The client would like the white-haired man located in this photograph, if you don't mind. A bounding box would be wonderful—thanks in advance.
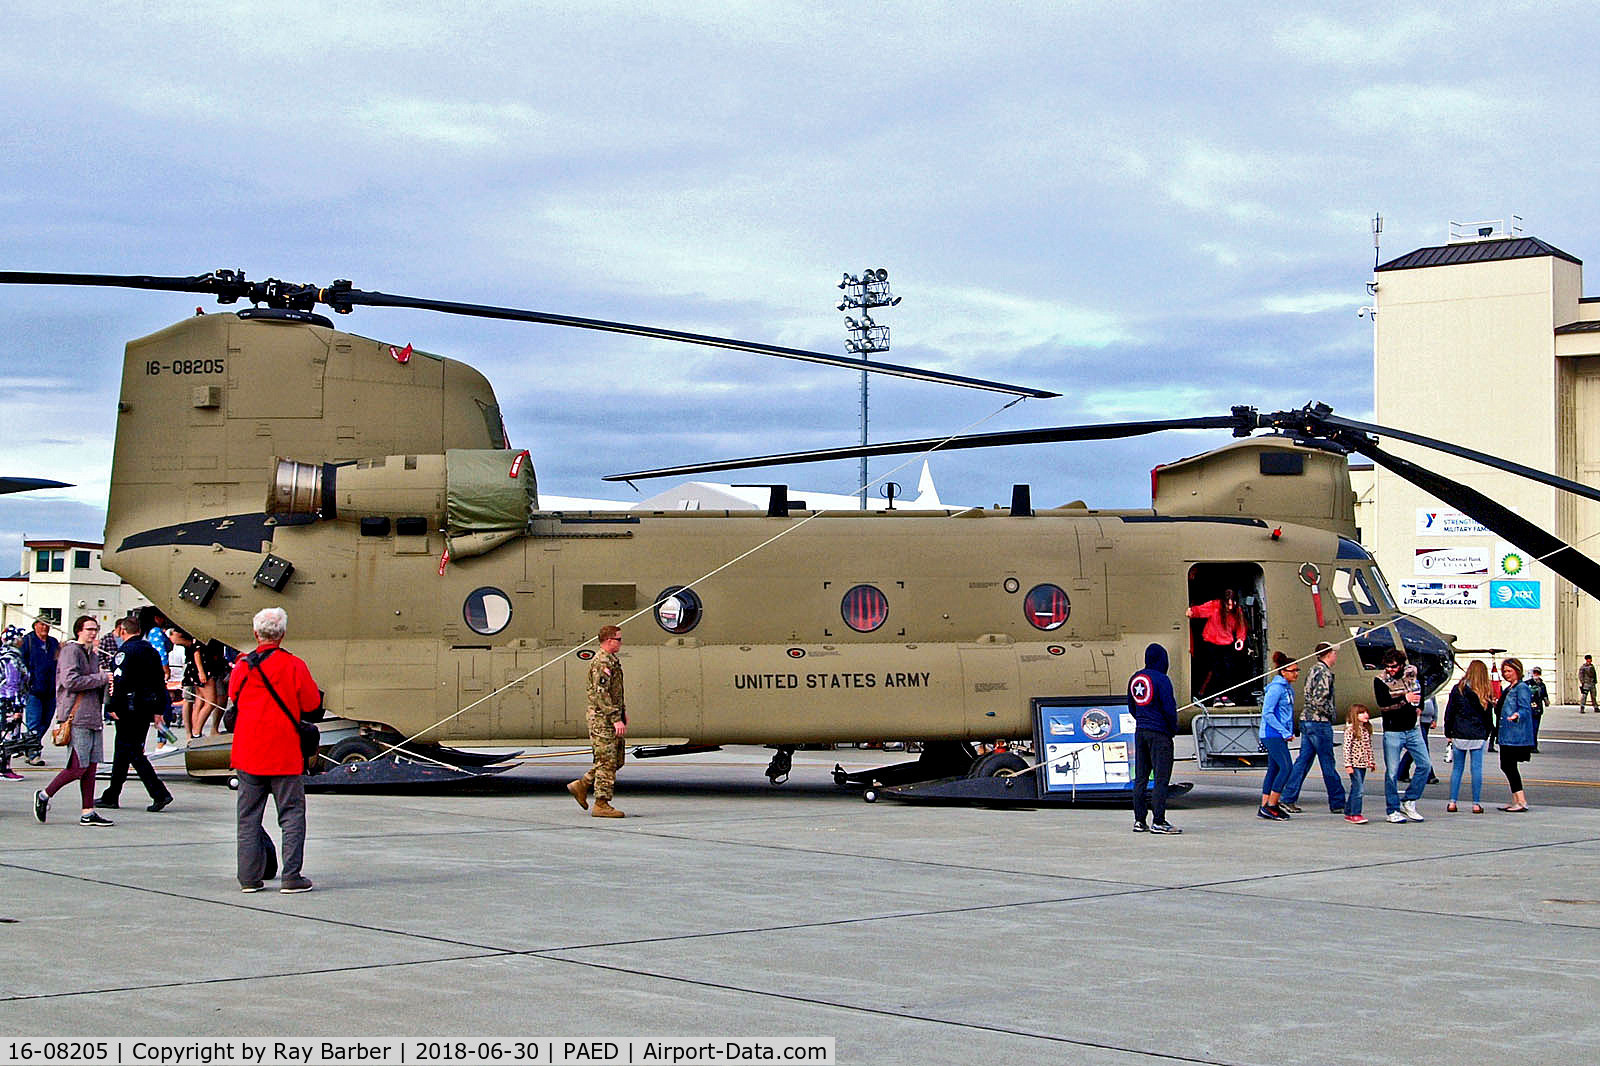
[226,607,321,893]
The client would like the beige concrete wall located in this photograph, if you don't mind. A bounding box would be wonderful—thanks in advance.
[1372,252,1582,694]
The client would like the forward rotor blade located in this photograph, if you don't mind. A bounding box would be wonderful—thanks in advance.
[604,416,1240,482]
[1354,439,1600,599]
[0,271,1057,399]
[0,476,71,495]
[1321,413,1600,505]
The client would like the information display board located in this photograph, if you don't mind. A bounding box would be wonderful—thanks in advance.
[1033,696,1136,796]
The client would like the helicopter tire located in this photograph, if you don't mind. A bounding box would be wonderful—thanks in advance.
[227,775,239,791]
[966,751,1028,779]
[863,788,878,803]
[328,737,383,764]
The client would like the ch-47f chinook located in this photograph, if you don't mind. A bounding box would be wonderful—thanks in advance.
[7,269,1599,796]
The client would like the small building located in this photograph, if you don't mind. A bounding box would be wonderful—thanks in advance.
[1,538,150,638]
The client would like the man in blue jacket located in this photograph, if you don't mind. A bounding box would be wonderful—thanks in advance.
[20,619,59,764]
[1129,642,1182,835]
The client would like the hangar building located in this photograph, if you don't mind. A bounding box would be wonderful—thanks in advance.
[1371,224,1600,699]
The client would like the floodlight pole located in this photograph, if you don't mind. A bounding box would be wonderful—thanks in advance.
[838,268,900,509]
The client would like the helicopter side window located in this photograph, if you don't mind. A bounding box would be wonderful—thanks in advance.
[1334,567,1381,616]
[841,585,889,633]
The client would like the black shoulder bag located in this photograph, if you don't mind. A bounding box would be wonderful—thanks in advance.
[232,648,321,772]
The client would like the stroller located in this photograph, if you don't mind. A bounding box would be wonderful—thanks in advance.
[1,694,41,776]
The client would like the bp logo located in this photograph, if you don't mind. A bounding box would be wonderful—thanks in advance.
[1500,552,1525,576]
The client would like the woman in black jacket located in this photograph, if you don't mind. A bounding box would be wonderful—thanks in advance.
[1443,659,1493,813]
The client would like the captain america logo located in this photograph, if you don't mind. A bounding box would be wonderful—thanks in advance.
[1130,675,1154,706]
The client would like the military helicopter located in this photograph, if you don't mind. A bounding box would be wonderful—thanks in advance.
[4,269,1594,796]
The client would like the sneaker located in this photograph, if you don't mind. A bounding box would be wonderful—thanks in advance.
[79,811,115,827]
[1386,811,1407,823]
[240,882,265,893]
[280,876,315,894]
[1345,814,1369,824]
[25,755,46,767]
[1258,805,1286,821]
[1270,805,1291,819]
[1150,821,1183,835]
[1132,821,1149,833]
[1401,800,1425,822]
[0,768,23,781]
[1280,803,1303,813]
[147,795,173,813]
[1427,774,1440,784]
[33,788,48,822]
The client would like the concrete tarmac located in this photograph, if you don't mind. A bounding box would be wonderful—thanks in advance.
[2,727,1597,1066]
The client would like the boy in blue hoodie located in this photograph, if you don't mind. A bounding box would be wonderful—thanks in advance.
[1129,642,1182,834]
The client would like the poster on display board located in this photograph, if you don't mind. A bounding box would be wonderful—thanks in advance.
[1398,580,1485,609]
[1416,509,1494,537]
[1414,547,1490,576]
[1033,696,1136,795]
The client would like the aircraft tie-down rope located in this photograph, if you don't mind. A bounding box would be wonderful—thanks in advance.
[1002,532,1600,784]
[377,395,1035,763]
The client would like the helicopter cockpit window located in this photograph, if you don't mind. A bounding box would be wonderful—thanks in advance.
[654,586,702,634]
[463,586,513,636]
[1334,567,1382,616]
[1023,584,1070,630]
[841,585,889,633]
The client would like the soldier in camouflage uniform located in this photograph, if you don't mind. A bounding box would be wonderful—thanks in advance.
[1279,641,1348,814]
[568,625,627,817]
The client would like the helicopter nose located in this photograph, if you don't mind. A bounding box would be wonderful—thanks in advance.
[1393,617,1455,696]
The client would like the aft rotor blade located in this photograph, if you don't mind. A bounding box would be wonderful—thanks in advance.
[604,416,1240,482]
[0,476,71,495]
[1354,439,1600,599]
[1321,413,1600,505]
[0,271,1057,399]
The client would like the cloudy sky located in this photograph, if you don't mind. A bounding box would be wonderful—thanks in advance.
[4,1,1598,569]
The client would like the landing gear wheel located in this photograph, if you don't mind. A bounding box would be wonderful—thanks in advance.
[328,737,383,764]
[863,788,878,803]
[966,751,1028,778]
[765,746,794,786]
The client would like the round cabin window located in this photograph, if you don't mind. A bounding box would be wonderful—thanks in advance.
[1023,584,1070,631]
[654,586,703,634]
[841,585,889,633]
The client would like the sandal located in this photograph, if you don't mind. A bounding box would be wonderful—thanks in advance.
[1498,804,1529,812]
[1472,804,1484,814]
[1446,802,1458,812]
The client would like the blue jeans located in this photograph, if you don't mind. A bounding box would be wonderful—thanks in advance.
[1346,768,1366,817]
[1396,722,1432,779]
[1448,744,1485,805]
[24,689,53,740]
[1261,736,1292,797]
[1281,721,1347,810]
[1383,728,1430,814]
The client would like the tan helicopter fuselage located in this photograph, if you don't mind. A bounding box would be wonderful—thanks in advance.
[102,313,1437,748]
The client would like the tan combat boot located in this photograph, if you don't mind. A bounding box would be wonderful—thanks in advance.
[591,799,625,818]
[566,778,590,810]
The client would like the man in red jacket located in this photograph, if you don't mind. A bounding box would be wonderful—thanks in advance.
[228,607,321,894]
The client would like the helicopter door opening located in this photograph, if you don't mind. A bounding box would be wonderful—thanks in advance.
[1187,564,1266,707]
